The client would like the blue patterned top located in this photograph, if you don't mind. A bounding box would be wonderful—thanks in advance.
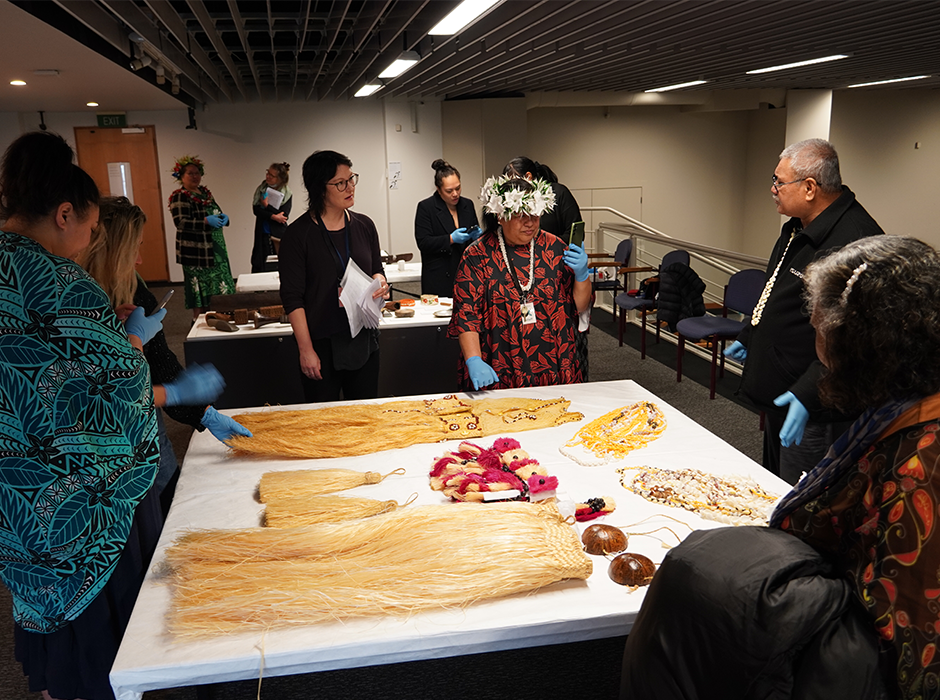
[0,231,158,632]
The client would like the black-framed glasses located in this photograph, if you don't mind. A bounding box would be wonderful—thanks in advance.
[771,174,806,193]
[328,173,359,191]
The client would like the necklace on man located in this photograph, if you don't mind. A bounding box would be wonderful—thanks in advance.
[497,228,536,325]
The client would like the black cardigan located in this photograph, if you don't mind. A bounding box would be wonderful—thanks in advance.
[279,210,385,340]
[414,192,479,297]
[251,186,292,273]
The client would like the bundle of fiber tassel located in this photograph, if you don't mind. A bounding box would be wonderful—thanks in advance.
[227,395,583,459]
[165,501,592,637]
[258,468,410,527]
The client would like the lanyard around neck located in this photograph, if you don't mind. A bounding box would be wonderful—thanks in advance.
[315,210,350,282]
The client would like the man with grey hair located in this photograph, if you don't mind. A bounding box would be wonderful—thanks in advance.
[725,138,884,483]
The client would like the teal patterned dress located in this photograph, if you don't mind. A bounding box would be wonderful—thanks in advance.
[0,231,159,632]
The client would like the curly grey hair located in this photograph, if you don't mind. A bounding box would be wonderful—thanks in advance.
[805,235,940,412]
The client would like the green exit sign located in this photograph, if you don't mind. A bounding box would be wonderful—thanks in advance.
[96,113,127,128]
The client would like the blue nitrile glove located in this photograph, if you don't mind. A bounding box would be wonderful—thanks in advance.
[724,340,748,362]
[125,306,166,345]
[774,391,809,448]
[563,244,590,282]
[163,364,226,407]
[450,227,471,245]
[219,213,229,226]
[466,356,498,391]
[206,214,224,228]
[201,406,253,442]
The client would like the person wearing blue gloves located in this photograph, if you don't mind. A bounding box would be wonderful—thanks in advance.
[724,139,883,483]
[168,154,235,320]
[449,176,592,391]
[81,196,251,516]
[414,159,481,298]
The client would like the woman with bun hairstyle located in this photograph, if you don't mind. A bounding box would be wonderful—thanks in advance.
[414,158,480,297]
[250,161,292,272]
[0,132,165,700]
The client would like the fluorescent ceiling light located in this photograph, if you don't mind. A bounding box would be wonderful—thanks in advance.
[10,79,26,86]
[848,75,929,88]
[378,52,420,79]
[355,84,383,97]
[87,102,99,107]
[645,80,707,93]
[429,0,500,35]
[747,54,848,74]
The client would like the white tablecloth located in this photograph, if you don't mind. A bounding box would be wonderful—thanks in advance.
[109,380,786,699]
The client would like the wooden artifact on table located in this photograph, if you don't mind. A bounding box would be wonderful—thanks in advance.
[228,395,583,459]
[165,501,592,637]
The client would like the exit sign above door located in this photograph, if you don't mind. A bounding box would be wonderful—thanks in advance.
[96,113,127,128]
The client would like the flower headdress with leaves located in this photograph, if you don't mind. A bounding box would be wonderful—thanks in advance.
[172,155,205,180]
[480,176,555,219]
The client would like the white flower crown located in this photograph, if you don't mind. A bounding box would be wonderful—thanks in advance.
[480,176,556,219]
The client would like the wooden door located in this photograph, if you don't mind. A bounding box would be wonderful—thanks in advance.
[74,126,169,282]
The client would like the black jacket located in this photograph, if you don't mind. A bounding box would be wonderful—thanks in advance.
[414,192,478,297]
[736,187,884,417]
[656,262,705,332]
[251,187,292,273]
[539,182,582,240]
[621,526,886,700]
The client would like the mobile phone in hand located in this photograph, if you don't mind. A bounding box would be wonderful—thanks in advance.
[153,289,175,313]
[568,221,585,249]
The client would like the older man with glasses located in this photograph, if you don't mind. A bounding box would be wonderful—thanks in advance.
[724,138,884,484]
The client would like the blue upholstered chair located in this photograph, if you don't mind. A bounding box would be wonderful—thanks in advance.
[675,268,766,399]
[615,249,690,358]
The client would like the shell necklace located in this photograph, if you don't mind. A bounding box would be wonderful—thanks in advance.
[497,228,535,299]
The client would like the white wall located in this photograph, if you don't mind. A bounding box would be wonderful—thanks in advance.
[831,89,940,247]
[528,105,751,252]
[0,99,442,281]
[2,88,936,279]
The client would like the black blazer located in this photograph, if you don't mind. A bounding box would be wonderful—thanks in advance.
[414,191,478,297]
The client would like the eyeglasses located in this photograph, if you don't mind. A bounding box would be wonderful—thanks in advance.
[771,174,806,193]
[328,173,359,191]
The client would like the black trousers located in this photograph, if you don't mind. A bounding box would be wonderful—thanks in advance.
[300,336,380,403]
[763,411,852,485]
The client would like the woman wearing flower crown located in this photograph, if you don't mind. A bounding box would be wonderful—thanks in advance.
[448,176,591,391]
[168,155,235,320]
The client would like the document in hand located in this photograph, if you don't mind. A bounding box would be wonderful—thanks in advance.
[265,187,284,209]
[339,258,384,336]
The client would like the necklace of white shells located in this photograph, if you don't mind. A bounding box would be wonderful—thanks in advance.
[497,228,536,326]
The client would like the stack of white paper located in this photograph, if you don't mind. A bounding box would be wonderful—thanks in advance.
[265,187,284,209]
[339,259,384,336]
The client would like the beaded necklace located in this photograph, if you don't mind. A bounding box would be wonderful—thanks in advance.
[497,228,535,299]
[617,465,780,525]
[560,402,666,465]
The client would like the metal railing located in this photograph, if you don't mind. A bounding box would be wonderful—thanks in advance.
[581,206,769,373]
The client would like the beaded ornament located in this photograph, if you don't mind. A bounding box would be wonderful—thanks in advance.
[560,402,666,465]
[618,465,781,525]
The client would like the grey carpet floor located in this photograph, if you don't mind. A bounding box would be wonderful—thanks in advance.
[0,290,765,699]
